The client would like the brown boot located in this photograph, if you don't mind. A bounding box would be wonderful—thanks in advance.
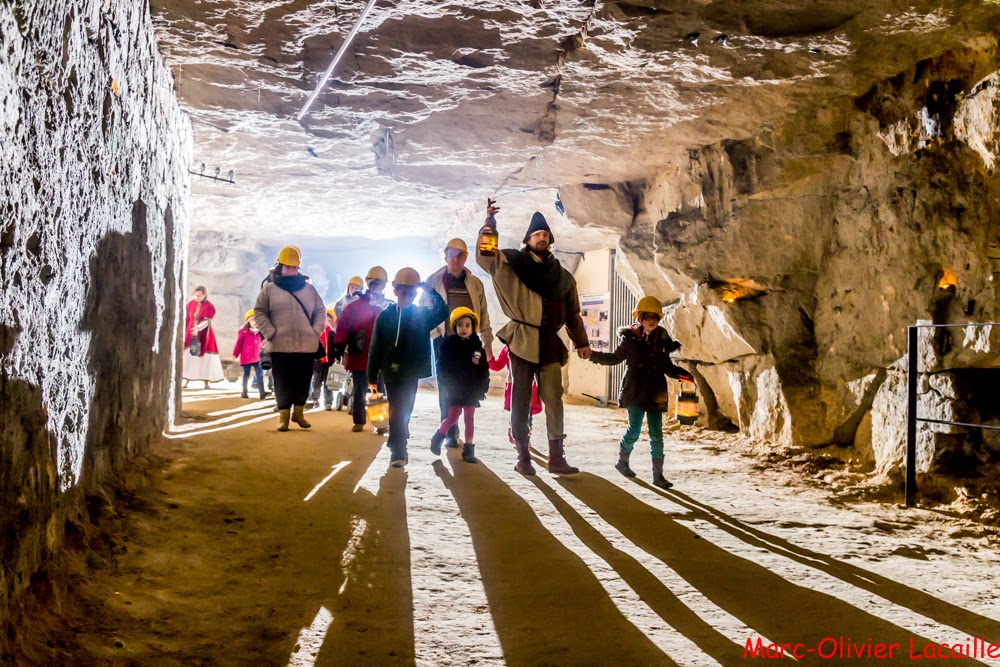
[514,440,535,475]
[291,405,311,429]
[277,409,291,432]
[547,438,579,475]
[652,458,673,489]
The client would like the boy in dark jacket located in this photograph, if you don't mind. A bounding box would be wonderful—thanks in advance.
[590,296,693,489]
[431,307,491,463]
[367,268,448,467]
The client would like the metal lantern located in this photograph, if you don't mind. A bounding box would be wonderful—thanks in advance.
[366,391,390,429]
[675,380,698,426]
[478,220,499,256]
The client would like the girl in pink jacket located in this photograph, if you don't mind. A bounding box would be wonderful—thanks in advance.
[233,310,267,399]
[488,345,543,445]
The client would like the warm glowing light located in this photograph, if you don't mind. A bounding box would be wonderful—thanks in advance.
[938,269,958,290]
[676,380,699,426]
[713,278,765,303]
[366,392,390,428]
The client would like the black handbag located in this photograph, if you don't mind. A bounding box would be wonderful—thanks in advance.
[259,351,272,370]
[347,329,366,355]
[188,301,204,356]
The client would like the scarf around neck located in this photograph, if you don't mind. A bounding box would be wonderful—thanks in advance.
[273,274,307,292]
[501,248,574,300]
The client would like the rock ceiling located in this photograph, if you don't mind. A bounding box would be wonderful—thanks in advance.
[151,0,1000,250]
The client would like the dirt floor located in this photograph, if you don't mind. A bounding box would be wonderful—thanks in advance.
[20,383,1000,665]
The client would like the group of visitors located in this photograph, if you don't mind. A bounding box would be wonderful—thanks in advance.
[181,204,693,487]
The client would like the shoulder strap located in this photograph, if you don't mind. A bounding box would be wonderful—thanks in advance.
[288,289,313,324]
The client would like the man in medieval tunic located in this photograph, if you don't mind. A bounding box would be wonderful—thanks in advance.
[183,285,225,389]
[476,203,591,476]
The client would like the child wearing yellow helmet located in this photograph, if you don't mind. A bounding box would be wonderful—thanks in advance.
[308,309,339,410]
[589,296,693,489]
[233,309,268,400]
[430,307,491,463]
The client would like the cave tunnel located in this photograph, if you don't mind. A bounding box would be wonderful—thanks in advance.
[2,1,1000,663]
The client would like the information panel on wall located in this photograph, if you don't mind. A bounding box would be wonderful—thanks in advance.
[580,292,612,351]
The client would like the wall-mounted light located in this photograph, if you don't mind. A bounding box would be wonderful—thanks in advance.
[938,269,958,291]
[188,164,236,185]
[710,278,766,303]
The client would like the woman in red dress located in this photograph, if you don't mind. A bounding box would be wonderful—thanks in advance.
[183,286,225,388]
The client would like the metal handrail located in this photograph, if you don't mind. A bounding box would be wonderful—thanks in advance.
[905,322,997,506]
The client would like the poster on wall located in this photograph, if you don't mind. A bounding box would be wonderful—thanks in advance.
[579,292,611,350]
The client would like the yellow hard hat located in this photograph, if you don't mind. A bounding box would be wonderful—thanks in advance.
[366,266,388,283]
[325,308,337,323]
[449,306,479,332]
[392,267,421,287]
[347,275,364,288]
[276,245,302,267]
[445,238,468,254]
[633,295,663,320]
[244,309,255,322]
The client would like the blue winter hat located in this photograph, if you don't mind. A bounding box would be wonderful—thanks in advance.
[522,212,554,245]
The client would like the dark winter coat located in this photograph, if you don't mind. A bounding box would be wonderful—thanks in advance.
[436,333,491,407]
[367,288,448,383]
[590,324,691,411]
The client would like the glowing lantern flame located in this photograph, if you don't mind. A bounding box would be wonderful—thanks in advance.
[938,270,957,290]
[366,391,389,429]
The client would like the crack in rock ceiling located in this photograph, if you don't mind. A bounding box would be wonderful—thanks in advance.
[152,0,1000,250]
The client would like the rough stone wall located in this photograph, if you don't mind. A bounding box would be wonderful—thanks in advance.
[0,1,190,654]
[613,42,1000,479]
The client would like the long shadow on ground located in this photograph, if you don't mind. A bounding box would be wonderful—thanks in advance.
[550,473,986,666]
[434,453,673,666]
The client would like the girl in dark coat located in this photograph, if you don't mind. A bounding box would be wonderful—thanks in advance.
[590,296,693,488]
[431,307,491,463]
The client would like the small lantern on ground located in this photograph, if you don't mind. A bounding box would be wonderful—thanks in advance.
[366,390,389,430]
[675,380,698,426]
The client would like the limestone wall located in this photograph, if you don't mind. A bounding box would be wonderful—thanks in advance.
[608,43,1000,479]
[0,2,190,655]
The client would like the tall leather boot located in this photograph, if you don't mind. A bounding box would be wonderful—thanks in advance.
[652,458,673,489]
[547,438,579,475]
[430,431,446,456]
[514,440,535,475]
[615,451,636,478]
[277,409,291,432]
[291,405,311,429]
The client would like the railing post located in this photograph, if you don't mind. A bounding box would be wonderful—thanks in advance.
[905,325,918,507]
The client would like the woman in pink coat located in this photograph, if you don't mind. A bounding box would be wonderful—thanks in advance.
[233,310,268,400]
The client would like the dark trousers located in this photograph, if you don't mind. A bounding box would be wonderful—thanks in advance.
[385,378,419,459]
[351,370,386,424]
[510,352,564,443]
[241,363,263,395]
[270,352,314,410]
[310,365,332,407]
[432,337,459,438]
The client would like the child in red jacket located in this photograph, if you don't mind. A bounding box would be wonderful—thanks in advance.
[488,345,543,446]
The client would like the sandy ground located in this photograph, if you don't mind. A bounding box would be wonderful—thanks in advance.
[33,382,1000,666]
